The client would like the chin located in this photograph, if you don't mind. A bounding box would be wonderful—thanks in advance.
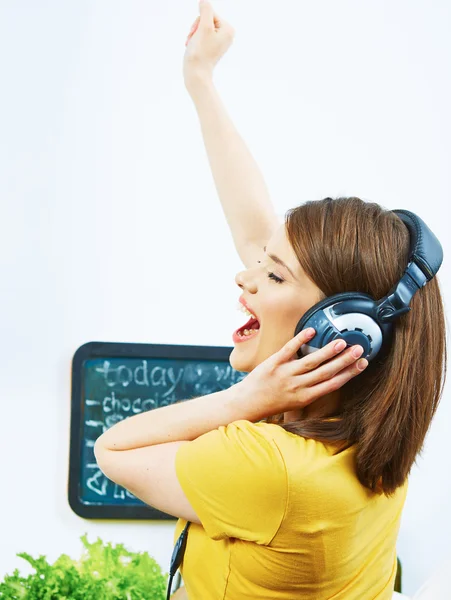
[229,347,255,374]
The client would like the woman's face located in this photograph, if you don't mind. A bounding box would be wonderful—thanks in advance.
[230,224,324,373]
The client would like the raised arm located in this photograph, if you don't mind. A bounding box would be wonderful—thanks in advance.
[184,1,280,267]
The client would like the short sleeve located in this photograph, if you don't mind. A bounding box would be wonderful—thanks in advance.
[175,419,287,544]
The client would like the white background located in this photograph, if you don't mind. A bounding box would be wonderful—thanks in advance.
[0,0,450,596]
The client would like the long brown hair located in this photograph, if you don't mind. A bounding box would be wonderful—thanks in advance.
[269,197,447,496]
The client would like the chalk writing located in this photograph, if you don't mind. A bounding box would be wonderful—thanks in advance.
[78,356,246,508]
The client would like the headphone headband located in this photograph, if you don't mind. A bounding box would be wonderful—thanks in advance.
[296,207,443,361]
[376,210,443,323]
[392,209,443,280]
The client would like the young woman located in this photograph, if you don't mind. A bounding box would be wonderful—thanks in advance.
[94,2,447,598]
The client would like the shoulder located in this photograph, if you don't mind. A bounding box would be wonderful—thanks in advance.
[176,419,288,476]
[253,420,350,462]
[196,419,345,468]
[174,420,290,543]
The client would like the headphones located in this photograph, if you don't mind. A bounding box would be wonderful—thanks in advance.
[295,209,443,361]
[166,209,443,599]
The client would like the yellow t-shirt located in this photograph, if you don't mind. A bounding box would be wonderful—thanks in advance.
[174,419,408,599]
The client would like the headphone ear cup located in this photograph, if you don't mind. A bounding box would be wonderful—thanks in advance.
[295,292,374,335]
[295,292,379,360]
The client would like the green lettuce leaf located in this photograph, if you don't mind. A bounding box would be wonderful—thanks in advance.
[0,534,167,599]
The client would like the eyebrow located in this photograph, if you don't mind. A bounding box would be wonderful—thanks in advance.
[263,246,297,279]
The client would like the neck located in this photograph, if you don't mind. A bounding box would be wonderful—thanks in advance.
[283,390,341,423]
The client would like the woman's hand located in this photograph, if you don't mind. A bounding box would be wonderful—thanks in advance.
[183,0,235,89]
[238,328,369,418]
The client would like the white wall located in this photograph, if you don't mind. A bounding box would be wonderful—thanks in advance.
[1,0,450,595]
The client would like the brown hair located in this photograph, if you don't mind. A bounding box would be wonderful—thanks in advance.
[269,197,447,496]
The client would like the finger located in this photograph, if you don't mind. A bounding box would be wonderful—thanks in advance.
[198,0,215,30]
[185,24,199,44]
[296,337,351,374]
[187,22,200,40]
[188,16,200,32]
[188,16,223,42]
[276,328,317,364]
[186,18,200,38]
[303,345,366,386]
[303,357,368,403]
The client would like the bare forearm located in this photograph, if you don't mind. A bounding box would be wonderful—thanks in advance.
[188,77,280,257]
[94,382,263,451]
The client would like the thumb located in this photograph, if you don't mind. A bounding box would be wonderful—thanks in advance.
[198,0,214,29]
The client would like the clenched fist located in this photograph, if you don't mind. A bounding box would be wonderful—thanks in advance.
[183,0,235,89]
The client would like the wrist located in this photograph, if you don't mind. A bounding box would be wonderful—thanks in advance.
[184,71,215,97]
[226,380,268,423]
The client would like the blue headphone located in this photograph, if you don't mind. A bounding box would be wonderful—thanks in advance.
[295,209,443,361]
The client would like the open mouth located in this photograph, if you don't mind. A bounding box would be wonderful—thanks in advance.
[233,299,261,343]
[234,316,261,341]
[236,317,260,338]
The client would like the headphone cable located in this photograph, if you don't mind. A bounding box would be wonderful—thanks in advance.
[166,521,191,600]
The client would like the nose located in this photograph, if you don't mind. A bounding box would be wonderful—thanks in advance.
[235,268,258,293]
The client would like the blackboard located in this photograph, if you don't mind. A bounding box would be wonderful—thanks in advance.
[69,341,247,520]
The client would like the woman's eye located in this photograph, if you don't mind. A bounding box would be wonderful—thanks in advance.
[267,272,284,284]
